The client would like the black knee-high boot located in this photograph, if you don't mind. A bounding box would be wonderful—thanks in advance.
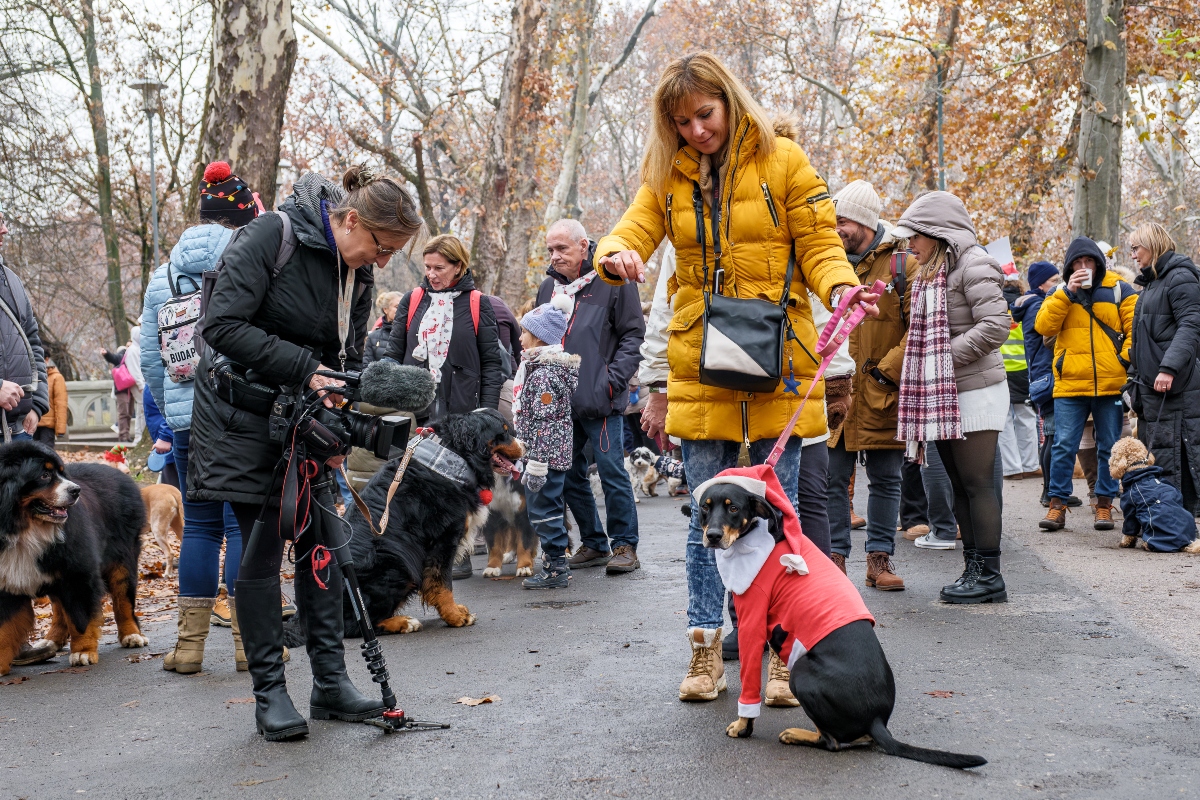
[297,561,384,721]
[236,577,308,741]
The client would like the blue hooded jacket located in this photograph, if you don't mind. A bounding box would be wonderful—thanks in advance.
[1120,465,1197,552]
[141,224,234,431]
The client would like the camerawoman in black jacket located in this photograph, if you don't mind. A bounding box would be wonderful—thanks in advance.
[1129,222,1200,512]
[189,166,424,742]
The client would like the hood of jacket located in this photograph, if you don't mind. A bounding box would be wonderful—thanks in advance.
[168,224,234,277]
[1002,283,1022,311]
[278,172,346,252]
[895,191,979,264]
[1138,250,1198,287]
[546,240,598,284]
[423,268,479,294]
[523,346,581,370]
[1062,237,1108,284]
[1011,289,1043,324]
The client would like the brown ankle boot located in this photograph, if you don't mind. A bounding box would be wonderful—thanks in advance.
[865,552,905,591]
[829,553,847,574]
[1040,498,1068,530]
[1094,497,1115,531]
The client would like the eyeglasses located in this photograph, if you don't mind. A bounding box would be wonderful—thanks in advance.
[1130,244,1144,254]
[368,229,397,256]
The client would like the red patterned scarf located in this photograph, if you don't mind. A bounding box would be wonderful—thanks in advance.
[896,264,962,444]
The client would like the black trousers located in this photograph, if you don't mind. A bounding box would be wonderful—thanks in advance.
[899,458,928,530]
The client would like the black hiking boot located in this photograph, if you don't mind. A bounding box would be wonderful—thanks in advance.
[940,549,1007,604]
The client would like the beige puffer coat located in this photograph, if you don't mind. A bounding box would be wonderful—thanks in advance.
[895,192,1009,392]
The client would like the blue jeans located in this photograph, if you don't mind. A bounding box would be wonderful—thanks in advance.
[527,469,569,558]
[828,442,903,556]
[563,414,639,552]
[681,436,802,629]
[1049,396,1123,501]
[334,469,353,508]
[175,428,242,598]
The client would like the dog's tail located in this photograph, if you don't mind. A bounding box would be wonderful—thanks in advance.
[869,718,986,769]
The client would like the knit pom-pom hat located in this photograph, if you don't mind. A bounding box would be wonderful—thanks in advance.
[521,295,571,345]
[200,161,258,228]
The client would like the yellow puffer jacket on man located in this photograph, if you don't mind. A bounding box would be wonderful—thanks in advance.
[1034,238,1136,398]
[594,116,859,442]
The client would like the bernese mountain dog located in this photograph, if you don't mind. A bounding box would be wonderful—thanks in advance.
[341,408,524,635]
[0,441,147,675]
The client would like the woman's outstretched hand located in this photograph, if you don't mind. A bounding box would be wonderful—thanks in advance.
[598,250,645,284]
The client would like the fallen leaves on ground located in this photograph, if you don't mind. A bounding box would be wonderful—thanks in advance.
[122,700,139,708]
[455,695,500,706]
[40,667,90,675]
[225,698,254,706]
[925,690,955,698]
[1,676,30,685]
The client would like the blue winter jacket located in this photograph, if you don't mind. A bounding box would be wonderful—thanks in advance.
[1120,465,1197,552]
[1012,288,1052,410]
[141,224,234,431]
[142,385,175,465]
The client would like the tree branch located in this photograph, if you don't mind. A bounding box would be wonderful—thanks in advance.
[587,0,656,107]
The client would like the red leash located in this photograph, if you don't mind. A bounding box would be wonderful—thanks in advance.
[765,281,886,468]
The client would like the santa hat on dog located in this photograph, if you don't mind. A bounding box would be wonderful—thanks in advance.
[692,463,806,555]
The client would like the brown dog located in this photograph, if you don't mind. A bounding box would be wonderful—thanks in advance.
[141,484,183,578]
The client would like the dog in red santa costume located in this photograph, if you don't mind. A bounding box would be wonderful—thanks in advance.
[695,464,986,769]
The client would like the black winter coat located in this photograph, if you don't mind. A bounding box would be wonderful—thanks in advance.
[1131,251,1200,495]
[188,176,375,504]
[534,242,645,420]
[0,262,48,421]
[489,294,522,376]
[385,270,503,422]
[362,318,392,367]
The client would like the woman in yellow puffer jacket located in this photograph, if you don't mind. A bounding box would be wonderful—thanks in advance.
[594,52,875,706]
[1034,236,1136,531]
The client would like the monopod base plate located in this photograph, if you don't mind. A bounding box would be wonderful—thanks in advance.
[364,710,451,734]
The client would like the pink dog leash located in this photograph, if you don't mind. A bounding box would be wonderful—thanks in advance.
[765,281,885,468]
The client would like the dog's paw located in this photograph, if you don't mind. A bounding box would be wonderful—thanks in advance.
[30,638,60,653]
[1119,535,1138,548]
[515,565,533,577]
[482,566,502,578]
[1138,539,1150,550]
[726,718,754,739]
[69,650,99,666]
[445,606,475,627]
[379,616,422,634]
[120,633,148,648]
[634,496,641,504]
[502,551,516,565]
[779,727,821,746]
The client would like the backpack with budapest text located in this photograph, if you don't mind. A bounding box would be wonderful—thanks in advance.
[195,210,298,360]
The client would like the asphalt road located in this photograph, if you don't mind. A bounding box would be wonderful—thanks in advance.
[4,472,1200,800]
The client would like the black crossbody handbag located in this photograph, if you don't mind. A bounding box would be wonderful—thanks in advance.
[695,176,795,394]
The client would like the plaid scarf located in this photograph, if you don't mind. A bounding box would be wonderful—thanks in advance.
[896,263,962,443]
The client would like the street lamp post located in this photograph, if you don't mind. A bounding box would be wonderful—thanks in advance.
[130,77,166,267]
[870,30,946,191]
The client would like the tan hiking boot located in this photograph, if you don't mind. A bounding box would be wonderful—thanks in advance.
[765,651,800,707]
[679,627,726,701]
[1094,497,1115,531]
[228,597,288,672]
[865,552,905,591]
[1040,498,1068,531]
[902,524,930,541]
[211,586,232,627]
[606,545,640,574]
[164,597,214,674]
[829,553,847,574]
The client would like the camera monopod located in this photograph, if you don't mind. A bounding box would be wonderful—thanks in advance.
[245,448,448,734]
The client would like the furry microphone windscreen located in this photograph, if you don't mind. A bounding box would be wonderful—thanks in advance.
[359,360,437,412]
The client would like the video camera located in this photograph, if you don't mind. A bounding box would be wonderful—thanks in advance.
[269,368,408,463]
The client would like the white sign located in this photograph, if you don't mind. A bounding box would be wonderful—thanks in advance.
[984,236,1017,277]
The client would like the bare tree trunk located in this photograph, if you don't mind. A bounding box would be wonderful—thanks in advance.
[908,4,959,195]
[543,0,593,228]
[82,0,127,346]
[197,0,297,210]
[412,134,439,236]
[1010,104,1081,260]
[1072,0,1126,242]
[470,0,546,295]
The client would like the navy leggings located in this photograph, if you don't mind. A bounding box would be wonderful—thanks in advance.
[174,428,242,598]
